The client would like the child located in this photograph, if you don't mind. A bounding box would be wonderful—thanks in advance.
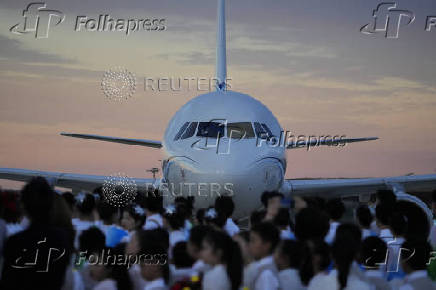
[360,236,390,290]
[273,240,306,290]
[187,225,213,276]
[162,205,186,254]
[245,222,280,290]
[201,230,243,290]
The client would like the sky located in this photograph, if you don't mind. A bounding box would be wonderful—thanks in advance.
[1,0,436,190]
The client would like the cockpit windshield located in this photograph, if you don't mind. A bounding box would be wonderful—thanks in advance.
[197,122,224,138]
[174,121,273,140]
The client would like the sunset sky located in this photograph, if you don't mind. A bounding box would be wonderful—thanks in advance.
[1,0,436,190]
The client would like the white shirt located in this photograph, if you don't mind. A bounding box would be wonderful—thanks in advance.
[254,256,279,290]
[144,278,167,290]
[143,214,163,230]
[398,270,433,290]
[93,279,117,290]
[325,221,340,244]
[379,228,395,244]
[278,268,306,290]
[308,270,371,290]
[224,218,240,236]
[192,259,212,276]
[203,264,231,290]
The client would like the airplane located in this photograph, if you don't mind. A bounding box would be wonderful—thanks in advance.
[1,0,436,223]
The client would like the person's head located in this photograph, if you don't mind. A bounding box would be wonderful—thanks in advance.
[143,191,163,214]
[273,207,292,230]
[175,196,194,219]
[187,225,213,260]
[233,231,252,265]
[79,226,106,259]
[249,222,280,260]
[332,224,362,290]
[97,202,118,225]
[89,244,132,290]
[294,207,330,241]
[215,196,235,219]
[21,177,55,223]
[274,240,304,271]
[360,236,387,270]
[135,229,169,283]
[390,210,407,237]
[61,191,75,212]
[261,191,284,218]
[51,194,75,251]
[172,241,195,269]
[202,230,243,290]
[355,205,373,229]
[376,189,396,206]
[163,205,185,231]
[326,198,345,222]
[121,205,146,231]
[250,210,266,226]
[204,207,227,229]
[299,240,330,286]
[375,203,393,228]
[401,239,432,274]
[76,193,96,218]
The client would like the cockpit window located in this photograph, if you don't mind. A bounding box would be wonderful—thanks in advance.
[197,122,224,138]
[254,122,275,139]
[181,122,198,139]
[227,122,255,139]
[174,122,190,141]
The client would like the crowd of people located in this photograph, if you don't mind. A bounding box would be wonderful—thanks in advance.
[0,177,436,290]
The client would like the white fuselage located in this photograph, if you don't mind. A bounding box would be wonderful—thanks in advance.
[160,90,286,217]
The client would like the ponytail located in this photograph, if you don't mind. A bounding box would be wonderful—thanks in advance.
[204,230,243,290]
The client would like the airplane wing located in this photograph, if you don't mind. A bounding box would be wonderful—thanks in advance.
[286,136,378,149]
[60,132,162,148]
[0,168,157,192]
[284,174,436,197]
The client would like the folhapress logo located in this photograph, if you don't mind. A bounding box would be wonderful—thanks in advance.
[10,2,65,38]
[361,2,415,38]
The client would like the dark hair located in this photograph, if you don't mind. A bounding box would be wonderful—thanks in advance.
[175,197,194,220]
[303,197,326,211]
[332,224,362,290]
[250,210,266,226]
[77,193,96,215]
[376,189,396,206]
[21,177,55,223]
[189,225,213,249]
[299,240,330,286]
[123,206,146,229]
[137,229,170,283]
[390,210,407,236]
[61,192,75,212]
[273,208,291,228]
[401,239,431,271]
[107,243,133,290]
[172,241,195,268]
[143,190,163,213]
[355,205,373,228]
[279,240,304,269]
[204,207,227,228]
[326,198,345,221]
[204,230,243,290]
[395,200,429,240]
[250,222,280,254]
[432,190,436,203]
[79,226,106,256]
[260,191,284,208]
[98,202,117,223]
[294,207,330,241]
[375,203,393,226]
[215,196,235,218]
[164,207,185,230]
[360,236,387,269]
[196,208,206,225]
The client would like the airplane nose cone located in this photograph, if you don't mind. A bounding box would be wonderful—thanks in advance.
[162,156,284,217]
